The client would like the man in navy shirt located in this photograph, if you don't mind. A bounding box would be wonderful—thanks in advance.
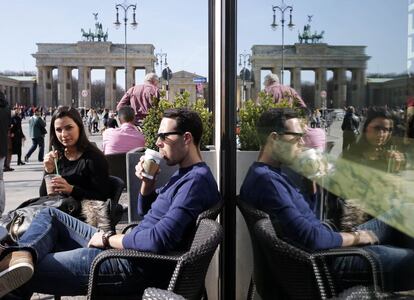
[0,108,219,298]
[240,108,414,292]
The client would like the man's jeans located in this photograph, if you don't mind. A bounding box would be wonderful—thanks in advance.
[25,137,44,161]
[0,156,5,214]
[333,204,414,291]
[13,208,145,296]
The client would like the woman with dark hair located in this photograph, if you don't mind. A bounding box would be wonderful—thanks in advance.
[339,106,406,231]
[343,106,405,173]
[40,106,111,202]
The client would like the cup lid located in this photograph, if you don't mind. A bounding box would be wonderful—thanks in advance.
[145,148,163,159]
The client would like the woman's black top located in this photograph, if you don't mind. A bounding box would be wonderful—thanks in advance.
[40,146,111,201]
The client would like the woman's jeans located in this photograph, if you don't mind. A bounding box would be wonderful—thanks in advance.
[13,207,145,296]
[333,204,414,291]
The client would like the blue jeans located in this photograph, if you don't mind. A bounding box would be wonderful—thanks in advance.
[25,137,44,161]
[11,208,146,297]
[333,204,414,291]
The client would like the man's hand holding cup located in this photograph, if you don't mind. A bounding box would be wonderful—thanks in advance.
[136,149,163,195]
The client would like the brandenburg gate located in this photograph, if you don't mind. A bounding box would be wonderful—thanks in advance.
[32,42,156,110]
[250,43,370,108]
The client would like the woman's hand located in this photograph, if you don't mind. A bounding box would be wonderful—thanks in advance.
[386,150,406,173]
[51,176,74,195]
[87,231,105,249]
[43,150,59,173]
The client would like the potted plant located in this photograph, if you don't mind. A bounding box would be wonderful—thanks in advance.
[239,91,305,151]
[142,90,213,150]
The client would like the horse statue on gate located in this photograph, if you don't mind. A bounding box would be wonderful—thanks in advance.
[81,28,95,42]
[311,30,325,43]
[298,24,312,44]
[298,15,325,44]
[80,12,108,42]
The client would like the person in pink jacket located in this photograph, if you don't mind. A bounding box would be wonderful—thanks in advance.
[262,73,307,108]
[102,106,145,155]
[116,73,160,126]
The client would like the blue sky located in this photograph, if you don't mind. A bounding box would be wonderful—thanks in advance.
[0,0,408,86]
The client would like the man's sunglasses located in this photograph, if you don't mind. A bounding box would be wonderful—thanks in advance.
[156,131,183,140]
[277,131,305,137]
[276,131,305,143]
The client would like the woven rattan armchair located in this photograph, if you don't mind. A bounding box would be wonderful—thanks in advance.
[87,218,223,300]
[142,287,186,300]
[107,175,125,230]
[237,198,283,300]
[254,218,385,299]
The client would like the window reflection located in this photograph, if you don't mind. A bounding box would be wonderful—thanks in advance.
[237,0,412,297]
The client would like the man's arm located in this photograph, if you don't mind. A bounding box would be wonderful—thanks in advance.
[116,87,132,111]
[122,174,217,253]
[340,230,378,247]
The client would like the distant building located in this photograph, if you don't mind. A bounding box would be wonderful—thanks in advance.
[167,70,208,103]
[0,75,37,107]
[366,76,412,108]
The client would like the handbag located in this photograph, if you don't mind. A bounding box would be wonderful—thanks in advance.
[0,195,80,242]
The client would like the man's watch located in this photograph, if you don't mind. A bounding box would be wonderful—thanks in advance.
[102,231,116,249]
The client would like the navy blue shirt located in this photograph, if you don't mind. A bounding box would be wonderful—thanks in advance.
[240,162,342,250]
[123,162,220,253]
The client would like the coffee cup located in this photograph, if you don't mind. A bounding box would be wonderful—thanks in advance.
[142,149,163,179]
[44,174,61,195]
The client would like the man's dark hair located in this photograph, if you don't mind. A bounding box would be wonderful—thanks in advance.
[257,108,298,146]
[118,106,135,123]
[163,108,203,146]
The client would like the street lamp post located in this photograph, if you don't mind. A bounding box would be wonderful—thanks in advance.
[114,2,138,91]
[270,0,294,84]
[155,50,168,88]
[238,51,251,102]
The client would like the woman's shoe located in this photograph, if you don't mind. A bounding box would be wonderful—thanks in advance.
[3,167,14,172]
[0,251,34,298]
[17,161,25,166]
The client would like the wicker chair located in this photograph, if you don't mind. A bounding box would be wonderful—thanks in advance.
[142,288,186,300]
[87,218,223,300]
[107,175,126,230]
[236,198,282,300]
[332,285,397,300]
[254,218,385,299]
[105,153,127,189]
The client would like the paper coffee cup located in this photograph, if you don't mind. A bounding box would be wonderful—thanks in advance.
[44,174,61,195]
[142,149,163,179]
